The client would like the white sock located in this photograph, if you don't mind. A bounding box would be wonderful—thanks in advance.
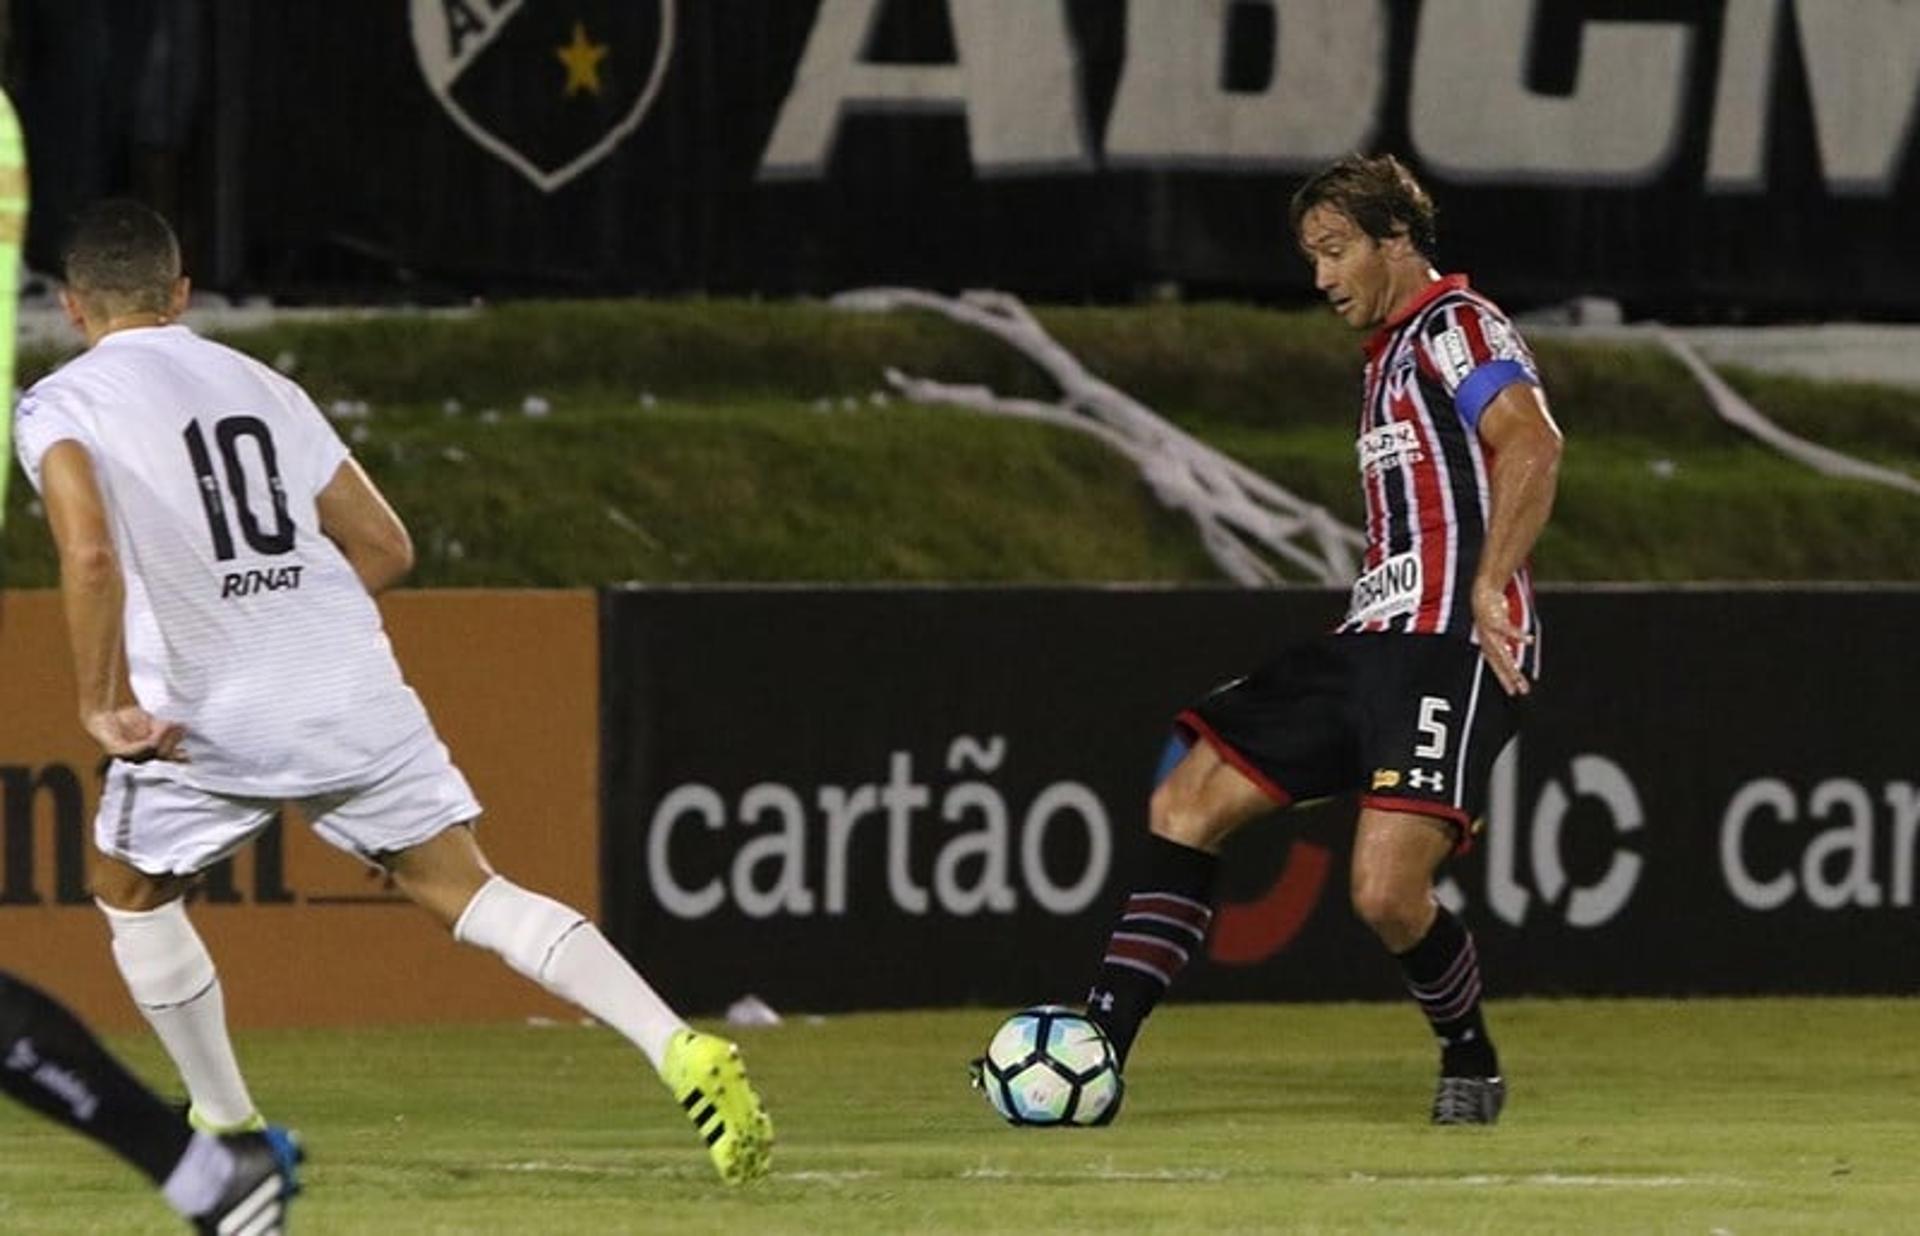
[161,1131,236,1219]
[98,899,258,1129]
[453,875,688,1071]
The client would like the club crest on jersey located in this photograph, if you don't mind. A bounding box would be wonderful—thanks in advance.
[1357,421,1422,476]
[410,0,676,192]
[1385,359,1419,399]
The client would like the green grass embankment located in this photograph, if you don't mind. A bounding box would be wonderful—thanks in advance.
[5,300,1917,586]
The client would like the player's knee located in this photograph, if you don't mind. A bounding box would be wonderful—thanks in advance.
[382,825,494,929]
[392,868,484,931]
[1349,876,1425,943]
[90,864,187,913]
[1148,780,1228,850]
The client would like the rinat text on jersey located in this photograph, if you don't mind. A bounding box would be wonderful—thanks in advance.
[220,565,305,600]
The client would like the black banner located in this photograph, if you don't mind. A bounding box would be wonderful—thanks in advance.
[600,586,1920,1013]
[204,1,1920,313]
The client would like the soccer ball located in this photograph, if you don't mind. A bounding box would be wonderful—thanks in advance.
[974,1005,1123,1126]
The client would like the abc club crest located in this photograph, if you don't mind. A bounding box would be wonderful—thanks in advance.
[411,0,674,192]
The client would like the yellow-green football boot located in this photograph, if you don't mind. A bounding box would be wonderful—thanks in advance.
[660,1030,773,1184]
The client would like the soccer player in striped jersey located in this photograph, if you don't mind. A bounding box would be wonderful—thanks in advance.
[1085,154,1563,1125]
[14,201,771,1183]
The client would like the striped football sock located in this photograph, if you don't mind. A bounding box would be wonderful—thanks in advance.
[1084,835,1218,1069]
[1396,905,1500,1077]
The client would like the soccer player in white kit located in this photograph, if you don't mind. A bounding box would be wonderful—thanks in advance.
[13,201,772,1185]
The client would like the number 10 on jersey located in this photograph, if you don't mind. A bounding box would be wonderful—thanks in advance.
[185,416,295,560]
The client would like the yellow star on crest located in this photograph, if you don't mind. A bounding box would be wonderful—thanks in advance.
[555,21,609,98]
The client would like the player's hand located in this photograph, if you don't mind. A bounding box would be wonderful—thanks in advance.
[1471,581,1532,697]
[82,706,189,763]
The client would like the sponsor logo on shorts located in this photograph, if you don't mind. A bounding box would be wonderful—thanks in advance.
[1346,551,1423,625]
[1408,768,1447,793]
[1357,422,1422,477]
[1371,768,1401,790]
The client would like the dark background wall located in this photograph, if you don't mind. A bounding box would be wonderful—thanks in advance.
[8,1,1920,315]
[601,587,1920,1012]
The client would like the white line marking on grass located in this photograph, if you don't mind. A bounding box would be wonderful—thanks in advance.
[494,1161,1725,1191]
[494,1162,883,1185]
[963,1167,1228,1183]
[498,1162,1231,1187]
[496,1161,648,1177]
[1346,1171,1743,1189]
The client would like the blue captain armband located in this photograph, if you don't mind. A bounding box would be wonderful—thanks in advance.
[1454,359,1535,429]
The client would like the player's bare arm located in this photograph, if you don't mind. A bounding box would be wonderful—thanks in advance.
[316,457,415,595]
[1471,382,1563,696]
[38,440,185,761]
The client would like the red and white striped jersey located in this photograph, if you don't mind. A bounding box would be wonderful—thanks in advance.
[1337,274,1543,679]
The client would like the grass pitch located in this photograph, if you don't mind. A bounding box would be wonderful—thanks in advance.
[1,999,1914,1234]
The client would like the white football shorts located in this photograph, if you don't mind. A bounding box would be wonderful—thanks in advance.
[95,736,483,876]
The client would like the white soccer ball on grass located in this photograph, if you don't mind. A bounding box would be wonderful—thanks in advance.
[974,1005,1123,1126]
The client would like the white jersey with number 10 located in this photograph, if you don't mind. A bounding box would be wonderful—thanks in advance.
[13,325,431,796]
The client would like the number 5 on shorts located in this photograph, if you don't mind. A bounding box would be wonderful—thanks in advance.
[1414,695,1451,760]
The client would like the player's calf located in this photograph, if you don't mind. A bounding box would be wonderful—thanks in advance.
[1394,905,1501,1082]
[447,872,775,1179]
[1083,834,1220,1072]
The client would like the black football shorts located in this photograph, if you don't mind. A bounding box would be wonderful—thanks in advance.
[1174,633,1520,845]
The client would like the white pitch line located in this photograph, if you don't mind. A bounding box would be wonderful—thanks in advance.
[499,1162,1732,1190]
[498,1162,1232,1185]
[493,1162,883,1184]
[1345,1171,1742,1189]
[962,1167,1228,1183]
[495,1161,649,1177]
